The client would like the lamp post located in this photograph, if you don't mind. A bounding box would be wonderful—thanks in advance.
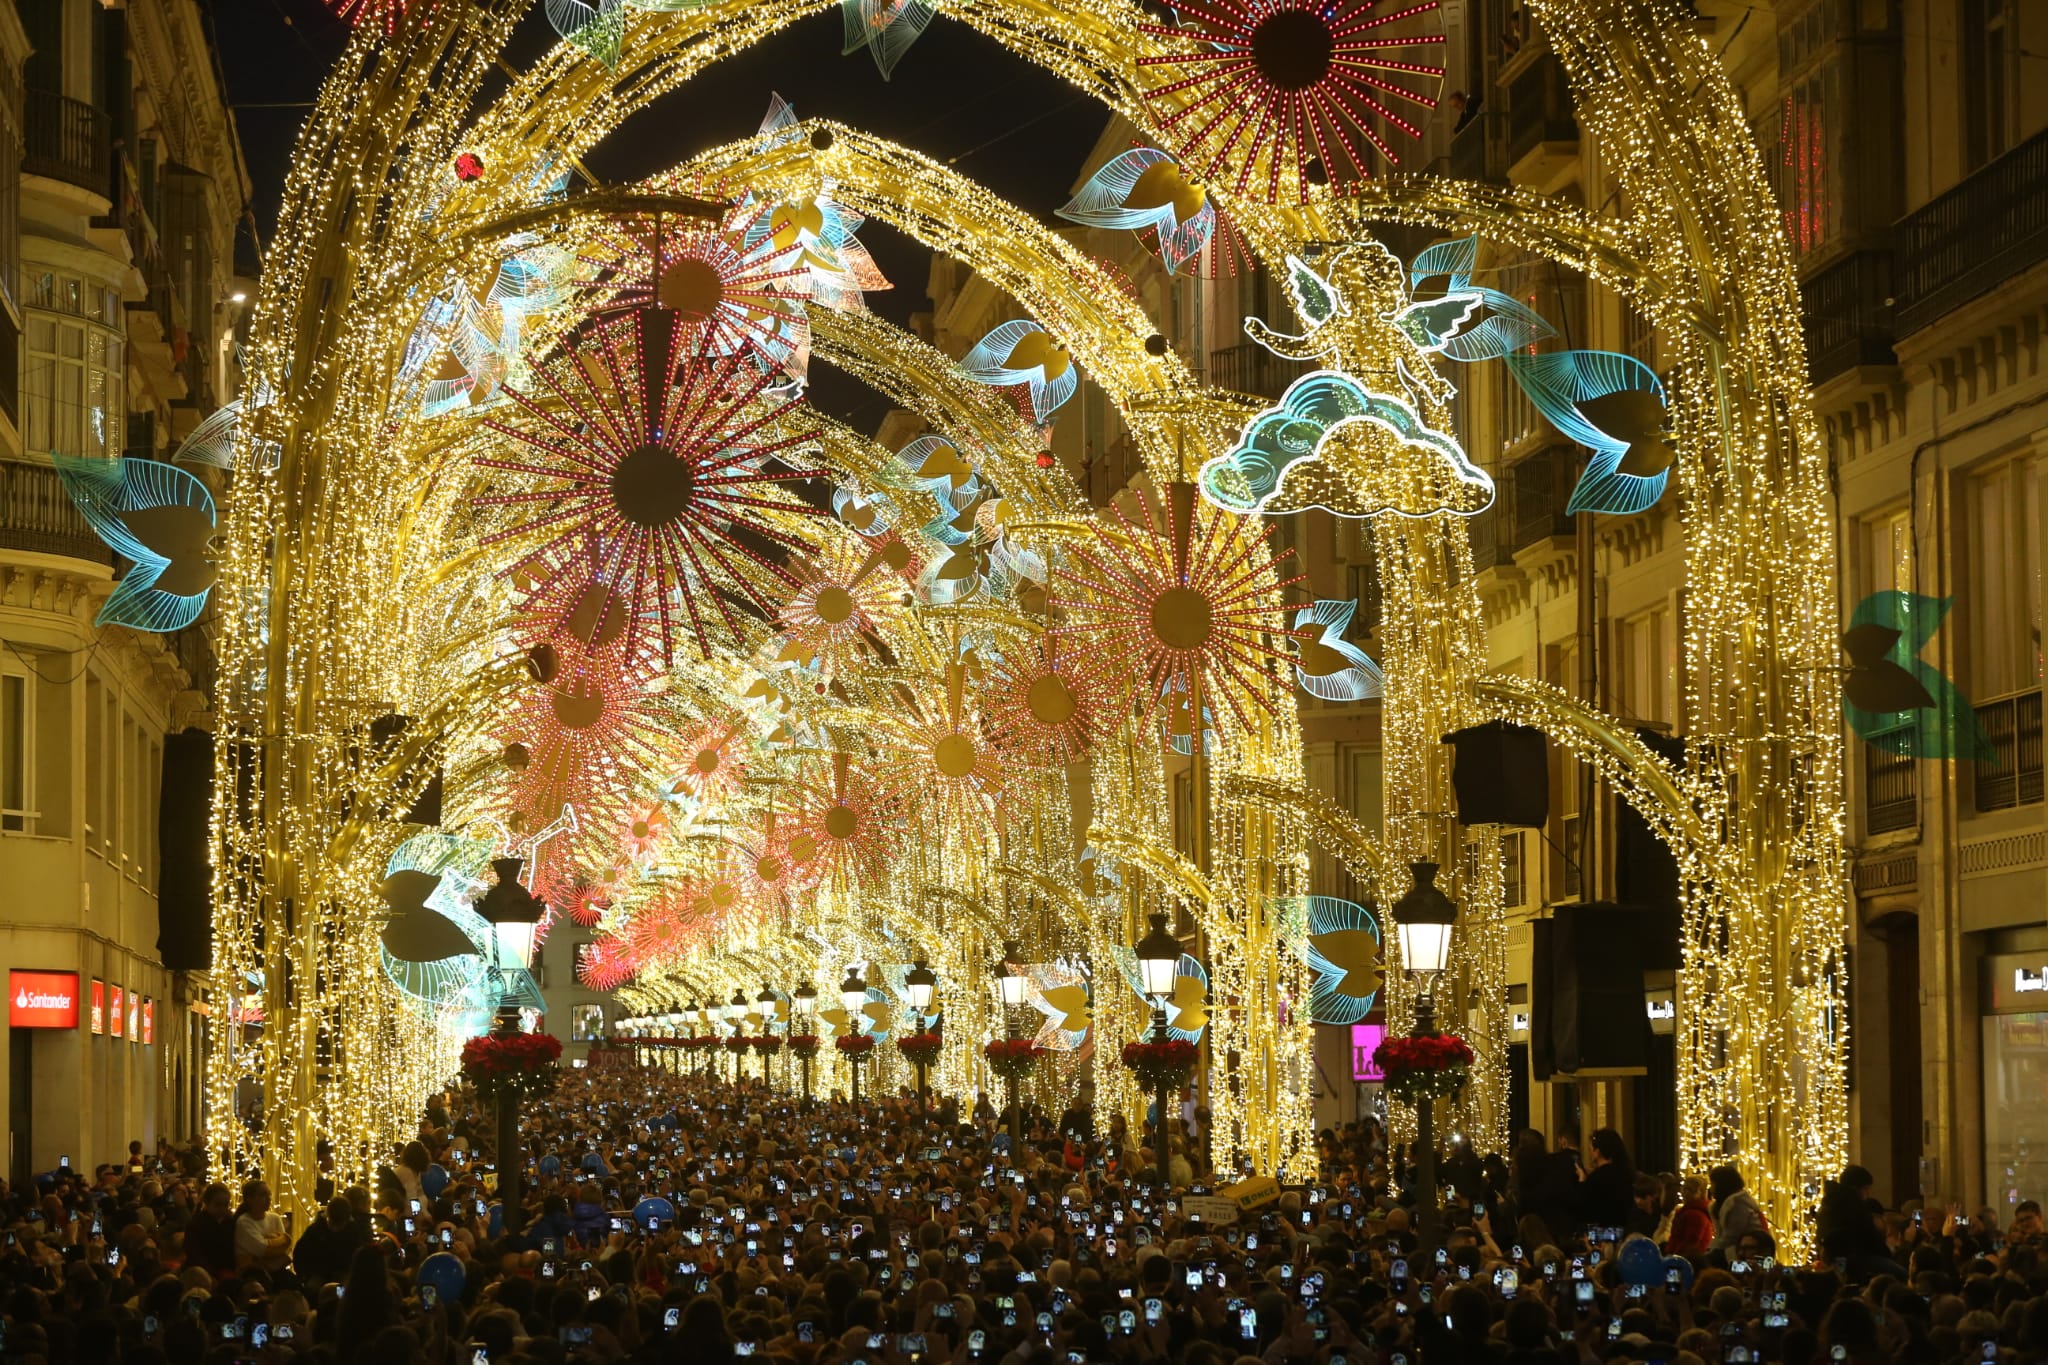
[757,984,779,1085]
[475,856,545,1222]
[728,989,749,1084]
[684,1003,702,1072]
[992,941,1028,1152]
[793,984,817,1104]
[905,960,936,1111]
[841,967,868,1107]
[1391,860,1459,1257]
[1135,909,1183,1194]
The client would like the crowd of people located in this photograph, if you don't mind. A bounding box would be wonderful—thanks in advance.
[4,1062,2047,1365]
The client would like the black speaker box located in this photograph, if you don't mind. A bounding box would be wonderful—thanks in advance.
[1536,901,1650,1078]
[157,728,214,971]
[1444,721,1549,827]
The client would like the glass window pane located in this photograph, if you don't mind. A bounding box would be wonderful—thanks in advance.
[1984,1012,2048,1211]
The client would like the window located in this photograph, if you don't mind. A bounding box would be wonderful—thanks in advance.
[1615,605,1676,728]
[1,661,30,832]
[1502,830,1526,908]
[22,306,122,459]
[1964,0,2017,171]
[1771,4,1841,260]
[1864,506,1912,597]
[1967,455,2042,701]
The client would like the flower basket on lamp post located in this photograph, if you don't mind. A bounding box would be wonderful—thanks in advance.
[789,1034,820,1102]
[751,1034,782,1084]
[836,1032,874,1105]
[460,1029,562,1215]
[1123,1037,1198,1189]
[897,1031,942,1110]
[1372,1033,1473,1103]
[984,1038,1044,1150]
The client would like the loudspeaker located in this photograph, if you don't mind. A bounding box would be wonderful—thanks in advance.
[1615,728,1683,920]
[1443,721,1549,827]
[157,729,213,971]
[1538,901,1650,1077]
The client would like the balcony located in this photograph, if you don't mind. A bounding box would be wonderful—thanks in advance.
[1862,734,1917,835]
[1208,343,1306,402]
[1895,124,2048,337]
[1975,690,2045,813]
[1503,51,1578,187]
[0,458,114,565]
[1445,110,1508,188]
[1467,498,1512,573]
[1801,249,1895,385]
[23,89,110,199]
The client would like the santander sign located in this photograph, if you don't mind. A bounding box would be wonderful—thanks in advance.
[9,971,80,1029]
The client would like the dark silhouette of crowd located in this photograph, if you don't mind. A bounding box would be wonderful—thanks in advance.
[3,1065,2047,1365]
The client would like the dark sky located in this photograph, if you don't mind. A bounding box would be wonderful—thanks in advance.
[209,1,1115,430]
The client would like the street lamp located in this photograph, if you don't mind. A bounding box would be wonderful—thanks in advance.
[1391,860,1459,1256]
[1134,910,1185,1192]
[473,856,546,1219]
[904,960,937,1110]
[792,983,817,1104]
[841,966,869,1107]
[757,984,779,1085]
[992,941,1028,1150]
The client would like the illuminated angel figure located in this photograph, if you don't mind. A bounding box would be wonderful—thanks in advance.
[575,935,640,991]
[842,0,939,80]
[960,322,1077,424]
[1051,485,1306,729]
[1058,147,1215,276]
[983,634,1112,767]
[475,310,828,663]
[1137,0,1445,202]
[577,211,813,383]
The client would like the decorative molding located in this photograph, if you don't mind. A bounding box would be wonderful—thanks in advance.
[1959,830,2047,878]
[1852,850,1918,896]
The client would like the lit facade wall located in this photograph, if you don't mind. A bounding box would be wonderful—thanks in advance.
[0,0,250,1176]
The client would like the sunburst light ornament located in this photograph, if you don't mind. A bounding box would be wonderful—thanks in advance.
[475,310,828,663]
[495,654,681,835]
[1051,483,1306,728]
[806,751,902,884]
[778,540,902,672]
[577,211,812,383]
[1138,0,1446,202]
[575,935,640,991]
[983,635,1113,767]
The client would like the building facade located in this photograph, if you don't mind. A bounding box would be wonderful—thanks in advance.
[0,0,250,1180]
[910,0,2048,1214]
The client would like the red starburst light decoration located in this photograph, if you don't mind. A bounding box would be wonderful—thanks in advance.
[475,310,828,662]
[1138,0,1445,201]
[804,752,903,885]
[1050,483,1306,729]
[326,0,409,34]
[984,634,1114,767]
[495,652,682,836]
[623,892,705,969]
[576,935,640,991]
[577,210,811,379]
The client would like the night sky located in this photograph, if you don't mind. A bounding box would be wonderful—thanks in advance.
[208,1,1116,431]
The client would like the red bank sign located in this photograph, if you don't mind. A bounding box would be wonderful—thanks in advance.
[10,971,81,1029]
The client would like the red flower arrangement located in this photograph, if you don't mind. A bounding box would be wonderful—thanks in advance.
[724,1034,753,1053]
[896,1032,942,1067]
[460,1031,562,1101]
[453,152,484,182]
[751,1035,784,1056]
[1372,1032,1474,1102]
[788,1035,821,1057]
[835,1033,876,1057]
[984,1037,1046,1082]
[1121,1038,1200,1091]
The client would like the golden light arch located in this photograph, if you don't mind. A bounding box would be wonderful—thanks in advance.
[219,0,1843,1245]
